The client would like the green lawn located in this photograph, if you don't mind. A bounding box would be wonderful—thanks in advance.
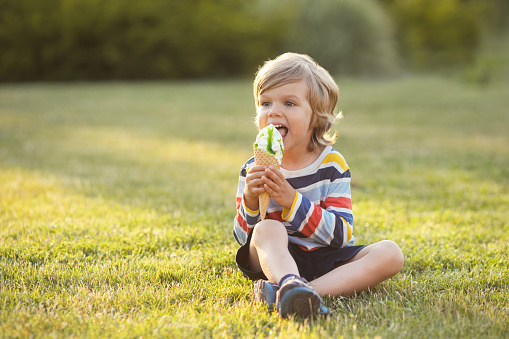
[0,76,508,338]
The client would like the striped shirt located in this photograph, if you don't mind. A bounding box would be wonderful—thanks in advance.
[233,146,355,251]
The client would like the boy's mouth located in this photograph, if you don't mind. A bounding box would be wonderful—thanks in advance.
[274,124,288,138]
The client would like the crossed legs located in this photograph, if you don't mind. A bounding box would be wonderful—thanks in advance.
[248,219,404,296]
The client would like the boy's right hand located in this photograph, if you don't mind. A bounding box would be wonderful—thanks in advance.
[243,165,267,209]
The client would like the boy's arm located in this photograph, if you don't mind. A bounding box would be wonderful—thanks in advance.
[233,161,261,246]
[282,170,354,248]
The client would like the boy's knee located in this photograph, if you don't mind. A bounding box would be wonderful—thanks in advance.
[380,240,404,273]
[251,219,287,247]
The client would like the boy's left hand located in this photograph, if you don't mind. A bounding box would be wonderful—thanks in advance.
[261,166,296,209]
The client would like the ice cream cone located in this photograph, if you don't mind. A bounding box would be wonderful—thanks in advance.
[254,147,280,219]
[252,124,284,220]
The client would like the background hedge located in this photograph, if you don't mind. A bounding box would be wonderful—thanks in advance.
[0,0,506,81]
[0,0,290,81]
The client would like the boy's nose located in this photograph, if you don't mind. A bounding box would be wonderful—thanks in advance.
[268,106,282,117]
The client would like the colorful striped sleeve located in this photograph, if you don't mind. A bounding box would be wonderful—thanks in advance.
[233,157,260,246]
[281,152,353,248]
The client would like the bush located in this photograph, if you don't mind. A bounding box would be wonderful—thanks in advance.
[282,0,399,77]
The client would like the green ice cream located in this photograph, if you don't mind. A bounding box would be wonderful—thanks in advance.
[254,124,284,164]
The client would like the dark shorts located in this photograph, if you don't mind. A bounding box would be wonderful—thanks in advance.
[235,232,367,282]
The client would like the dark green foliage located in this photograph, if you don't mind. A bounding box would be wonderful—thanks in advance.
[0,0,289,81]
[1,0,504,80]
[0,0,400,80]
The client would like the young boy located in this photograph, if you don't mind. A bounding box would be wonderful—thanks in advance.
[233,53,404,318]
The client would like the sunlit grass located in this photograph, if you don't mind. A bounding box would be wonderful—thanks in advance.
[0,77,508,337]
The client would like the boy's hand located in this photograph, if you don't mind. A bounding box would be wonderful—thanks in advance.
[243,165,267,210]
[261,166,296,209]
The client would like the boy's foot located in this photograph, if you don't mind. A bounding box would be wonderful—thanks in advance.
[275,276,323,318]
[253,280,279,311]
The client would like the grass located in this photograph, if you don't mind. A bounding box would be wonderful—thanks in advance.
[0,76,508,338]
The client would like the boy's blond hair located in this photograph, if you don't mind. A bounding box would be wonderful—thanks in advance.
[254,53,340,152]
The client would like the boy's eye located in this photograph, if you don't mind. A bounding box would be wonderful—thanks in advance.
[261,101,271,107]
[285,101,296,107]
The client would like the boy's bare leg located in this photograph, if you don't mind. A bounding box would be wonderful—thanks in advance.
[310,240,404,296]
[248,219,299,284]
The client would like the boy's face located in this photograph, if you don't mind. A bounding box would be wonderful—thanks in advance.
[257,80,313,154]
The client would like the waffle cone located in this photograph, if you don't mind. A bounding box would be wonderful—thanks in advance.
[254,147,280,220]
